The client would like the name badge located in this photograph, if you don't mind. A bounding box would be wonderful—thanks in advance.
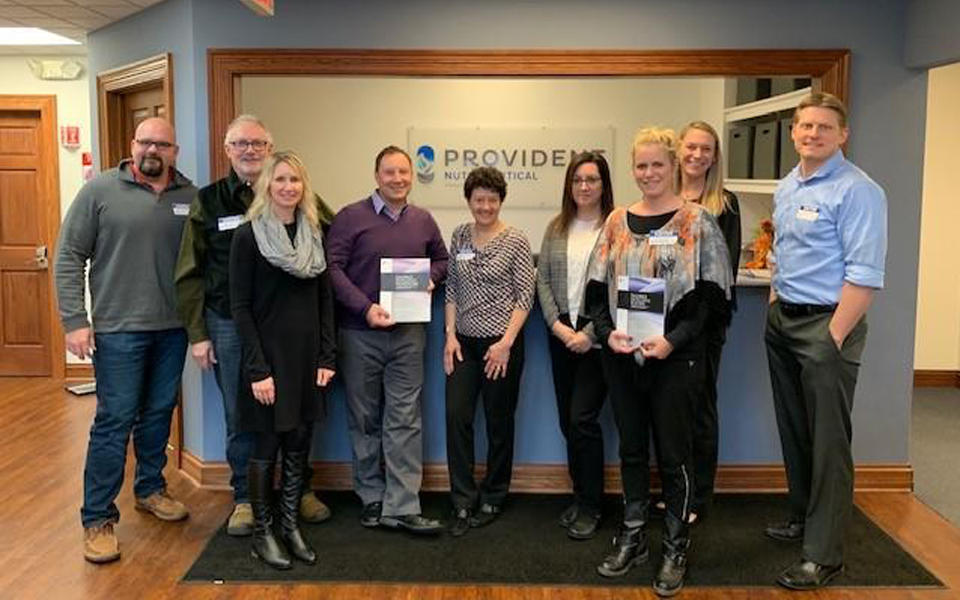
[172,203,190,216]
[796,205,820,222]
[648,230,678,246]
[218,215,244,231]
[456,250,476,261]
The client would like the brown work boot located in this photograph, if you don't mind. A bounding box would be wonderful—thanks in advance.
[227,502,253,536]
[135,490,189,521]
[299,492,332,523]
[83,522,120,563]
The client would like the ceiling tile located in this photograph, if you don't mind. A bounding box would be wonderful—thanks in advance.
[86,5,137,18]
[0,6,45,17]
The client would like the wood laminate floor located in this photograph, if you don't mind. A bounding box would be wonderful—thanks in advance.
[1,377,958,600]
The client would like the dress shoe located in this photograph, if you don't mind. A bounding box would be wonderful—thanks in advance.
[83,522,120,564]
[764,519,805,542]
[379,514,444,535]
[360,501,382,528]
[559,502,579,528]
[450,508,471,537]
[776,559,844,590]
[469,503,502,528]
[227,502,253,536]
[567,511,600,540]
[135,490,189,521]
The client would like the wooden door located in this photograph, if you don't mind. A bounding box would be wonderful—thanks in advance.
[0,103,59,376]
[121,86,165,152]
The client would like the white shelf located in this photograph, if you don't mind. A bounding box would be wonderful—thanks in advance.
[725,179,779,194]
[724,87,811,123]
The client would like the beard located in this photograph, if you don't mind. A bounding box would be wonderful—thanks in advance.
[138,155,164,177]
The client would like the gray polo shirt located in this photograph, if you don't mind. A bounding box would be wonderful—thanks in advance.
[55,160,196,333]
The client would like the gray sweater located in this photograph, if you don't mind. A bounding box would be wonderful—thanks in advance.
[55,160,196,333]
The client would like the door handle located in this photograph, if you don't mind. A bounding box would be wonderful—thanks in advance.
[35,245,48,269]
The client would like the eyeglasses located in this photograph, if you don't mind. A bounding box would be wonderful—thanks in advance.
[572,176,602,187]
[135,139,176,150]
[227,139,270,151]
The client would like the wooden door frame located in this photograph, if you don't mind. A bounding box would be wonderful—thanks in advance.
[0,95,63,379]
[206,48,849,179]
[96,53,174,170]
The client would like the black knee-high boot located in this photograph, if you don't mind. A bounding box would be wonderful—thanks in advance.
[249,458,291,570]
[654,512,689,597]
[279,451,316,564]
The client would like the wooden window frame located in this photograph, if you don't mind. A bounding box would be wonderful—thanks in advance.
[207,48,849,180]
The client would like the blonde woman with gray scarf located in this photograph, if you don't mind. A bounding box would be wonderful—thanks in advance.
[229,150,336,570]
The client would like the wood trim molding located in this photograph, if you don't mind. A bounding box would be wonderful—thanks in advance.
[0,95,62,379]
[180,455,911,494]
[207,48,850,180]
[914,369,960,388]
[96,53,174,170]
[64,363,93,381]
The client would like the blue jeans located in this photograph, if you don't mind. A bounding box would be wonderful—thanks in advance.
[206,308,254,503]
[81,329,187,527]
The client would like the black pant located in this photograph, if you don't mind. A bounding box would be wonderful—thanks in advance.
[691,320,726,513]
[765,301,867,566]
[445,334,525,511]
[602,349,700,524]
[253,424,312,461]
[548,336,607,514]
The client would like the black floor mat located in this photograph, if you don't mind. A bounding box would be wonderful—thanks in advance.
[183,492,941,588]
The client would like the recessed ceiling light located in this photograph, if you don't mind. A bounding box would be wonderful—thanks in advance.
[0,27,81,46]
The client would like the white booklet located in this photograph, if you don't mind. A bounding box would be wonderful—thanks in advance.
[380,258,432,323]
[615,275,666,344]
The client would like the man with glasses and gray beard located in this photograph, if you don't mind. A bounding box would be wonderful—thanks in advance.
[175,115,335,537]
[55,118,196,564]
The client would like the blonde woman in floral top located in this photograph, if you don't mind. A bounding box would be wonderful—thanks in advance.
[585,127,731,596]
[443,166,535,537]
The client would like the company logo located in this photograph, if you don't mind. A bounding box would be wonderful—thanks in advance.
[415,145,435,184]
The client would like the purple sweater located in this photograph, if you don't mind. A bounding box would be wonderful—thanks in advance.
[326,195,449,329]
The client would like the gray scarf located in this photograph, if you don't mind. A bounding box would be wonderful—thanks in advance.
[250,208,326,278]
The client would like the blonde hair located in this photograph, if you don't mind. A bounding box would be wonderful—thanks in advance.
[676,121,732,216]
[247,151,319,230]
[631,127,679,195]
[793,92,848,128]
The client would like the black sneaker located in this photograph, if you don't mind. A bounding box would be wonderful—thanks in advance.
[450,508,471,537]
[469,503,502,528]
[360,501,382,528]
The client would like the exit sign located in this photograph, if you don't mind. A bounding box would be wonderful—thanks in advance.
[240,0,274,16]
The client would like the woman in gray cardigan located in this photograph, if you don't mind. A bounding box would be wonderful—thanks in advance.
[536,151,615,540]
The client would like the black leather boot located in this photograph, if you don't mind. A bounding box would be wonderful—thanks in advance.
[249,458,291,570]
[279,451,317,564]
[653,512,690,597]
[596,525,649,577]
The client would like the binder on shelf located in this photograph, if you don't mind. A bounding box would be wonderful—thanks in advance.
[728,124,754,179]
[736,77,772,104]
[779,116,800,178]
[752,119,778,180]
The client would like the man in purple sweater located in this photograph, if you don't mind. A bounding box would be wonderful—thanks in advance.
[326,146,449,534]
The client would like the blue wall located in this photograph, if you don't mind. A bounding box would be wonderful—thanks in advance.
[905,0,960,68]
[88,0,926,466]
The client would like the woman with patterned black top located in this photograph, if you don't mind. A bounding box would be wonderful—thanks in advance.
[585,128,732,596]
[537,152,615,541]
[443,166,535,538]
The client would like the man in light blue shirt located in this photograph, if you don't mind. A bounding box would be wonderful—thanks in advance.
[764,92,887,591]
